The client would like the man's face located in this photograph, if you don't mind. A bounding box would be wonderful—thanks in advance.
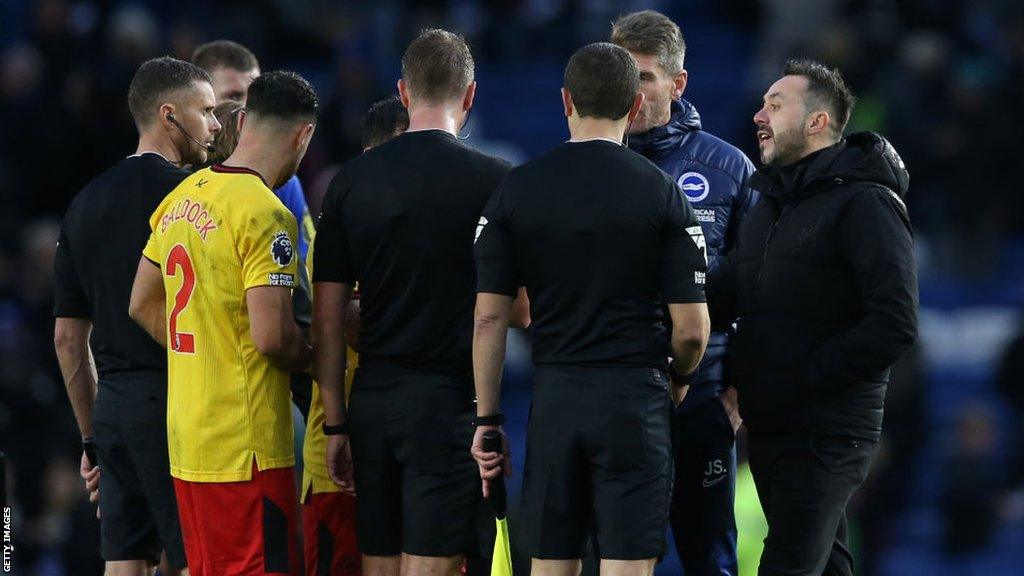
[174,80,220,166]
[753,75,810,167]
[210,66,259,104]
[626,51,679,135]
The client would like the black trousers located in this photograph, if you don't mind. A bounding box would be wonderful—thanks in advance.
[747,432,876,576]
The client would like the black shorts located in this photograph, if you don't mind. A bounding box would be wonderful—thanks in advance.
[92,373,186,568]
[521,365,673,560]
[347,361,481,557]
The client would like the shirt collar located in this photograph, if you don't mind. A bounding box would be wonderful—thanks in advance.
[566,137,623,146]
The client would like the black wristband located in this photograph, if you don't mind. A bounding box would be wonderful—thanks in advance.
[82,437,98,467]
[668,360,691,383]
[323,422,350,436]
[472,413,504,427]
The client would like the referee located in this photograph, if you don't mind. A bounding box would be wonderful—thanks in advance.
[312,29,521,576]
[53,57,219,576]
[472,43,710,575]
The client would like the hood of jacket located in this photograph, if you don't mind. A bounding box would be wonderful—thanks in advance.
[749,131,910,202]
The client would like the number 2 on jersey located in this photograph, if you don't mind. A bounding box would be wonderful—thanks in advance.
[166,244,196,354]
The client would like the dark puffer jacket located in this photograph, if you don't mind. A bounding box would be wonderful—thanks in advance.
[709,132,918,440]
[629,99,756,401]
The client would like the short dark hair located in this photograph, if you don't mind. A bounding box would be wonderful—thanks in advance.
[401,29,475,104]
[362,96,409,149]
[564,42,639,121]
[611,10,686,74]
[191,40,259,73]
[784,59,856,136]
[127,56,211,130]
[245,71,319,123]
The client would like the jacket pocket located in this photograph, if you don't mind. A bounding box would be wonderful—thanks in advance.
[810,434,875,477]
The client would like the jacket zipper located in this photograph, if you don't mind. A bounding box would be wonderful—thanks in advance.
[754,200,796,290]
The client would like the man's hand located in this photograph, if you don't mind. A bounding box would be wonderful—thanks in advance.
[471,425,511,498]
[326,434,355,496]
[720,386,742,433]
[80,450,100,512]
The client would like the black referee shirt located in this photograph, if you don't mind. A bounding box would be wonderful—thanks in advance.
[475,139,707,368]
[314,130,511,376]
[54,153,189,379]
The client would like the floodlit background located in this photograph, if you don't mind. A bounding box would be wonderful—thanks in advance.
[1,0,1023,574]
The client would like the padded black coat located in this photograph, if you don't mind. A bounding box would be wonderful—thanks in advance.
[709,132,918,440]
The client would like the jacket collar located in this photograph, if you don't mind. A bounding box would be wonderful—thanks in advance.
[627,99,702,159]
[749,141,845,201]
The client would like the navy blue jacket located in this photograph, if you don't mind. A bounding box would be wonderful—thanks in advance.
[629,99,757,392]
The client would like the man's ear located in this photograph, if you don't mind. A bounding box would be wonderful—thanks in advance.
[672,69,688,100]
[806,110,830,136]
[159,103,176,129]
[627,92,645,124]
[236,109,247,134]
[462,81,477,112]
[397,79,411,109]
[295,123,315,149]
[561,87,573,118]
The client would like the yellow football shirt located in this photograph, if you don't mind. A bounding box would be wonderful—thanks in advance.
[143,165,299,483]
[301,238,357,500]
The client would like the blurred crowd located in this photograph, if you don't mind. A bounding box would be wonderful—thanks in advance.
[1,0,1023,574]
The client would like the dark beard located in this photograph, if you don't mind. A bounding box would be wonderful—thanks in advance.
[766,127,807,167]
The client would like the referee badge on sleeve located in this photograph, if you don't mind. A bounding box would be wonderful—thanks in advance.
[475,216,488,244]
[271,231,294,267]
[687,225,708,266]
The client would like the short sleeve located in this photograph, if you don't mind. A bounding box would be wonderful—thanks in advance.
[142,231,161,266]
[275,175,314,261]
[142,198,166,266]
[662,181,708,303]
[474,181,518,297]
[312,170,355,284]
[53,226,90,318]
[239,198,299,290]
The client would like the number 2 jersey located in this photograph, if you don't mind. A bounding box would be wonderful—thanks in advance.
[143,164,299,483]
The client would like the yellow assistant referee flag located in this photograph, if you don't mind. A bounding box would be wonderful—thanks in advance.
[483,430,513,576]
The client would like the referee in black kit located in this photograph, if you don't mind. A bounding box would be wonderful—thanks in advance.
[53,57,219,575]
[312,29,526,576]
[473,43,710,576]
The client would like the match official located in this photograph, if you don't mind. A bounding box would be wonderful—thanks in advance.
[611,11,756,574]
[53,56,219,576]
[312,29,516,576]
[472,43,710,576]
[299,96,407,576]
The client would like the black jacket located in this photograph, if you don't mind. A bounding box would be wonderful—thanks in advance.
[710,132,918,440]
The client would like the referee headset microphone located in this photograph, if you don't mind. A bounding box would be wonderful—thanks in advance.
[166,111,216,154]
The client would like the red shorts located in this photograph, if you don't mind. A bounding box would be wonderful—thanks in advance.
[302,490,361,576]
[173,464,300,576]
